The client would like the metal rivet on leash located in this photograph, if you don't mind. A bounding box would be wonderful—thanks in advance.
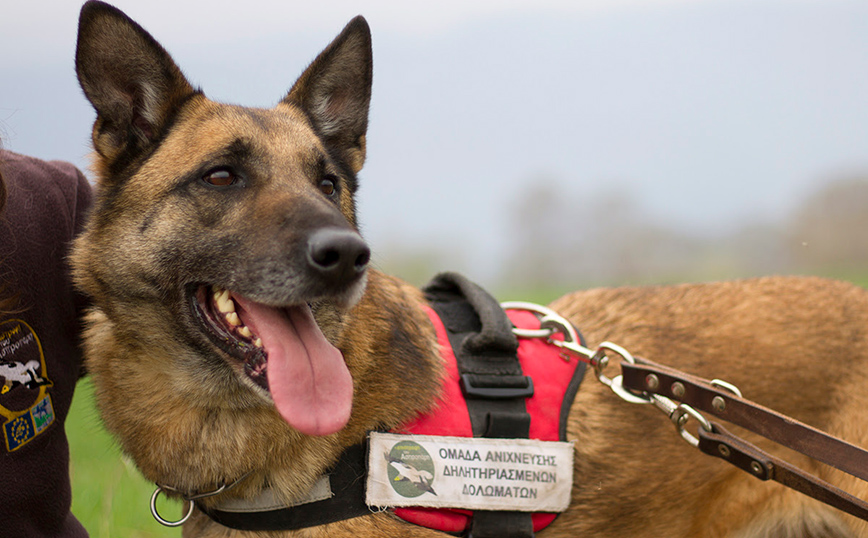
[645,374,660,390]
[751,461,764,475]
[718,444,731,458]
[150,486,194,527]
[712,396,726,413]
[671,382,686,399]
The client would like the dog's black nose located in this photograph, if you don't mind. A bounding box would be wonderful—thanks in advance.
[307,228,370,284]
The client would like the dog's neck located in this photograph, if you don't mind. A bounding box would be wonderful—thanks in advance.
[131,270,445,510]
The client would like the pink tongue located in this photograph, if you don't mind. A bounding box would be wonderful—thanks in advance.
[232,296,353,436]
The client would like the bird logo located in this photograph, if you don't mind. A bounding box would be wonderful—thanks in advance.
[385,441,437,498]
[386,454,437,496]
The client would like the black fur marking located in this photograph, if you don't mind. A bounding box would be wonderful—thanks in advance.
[234,107,271,132]
[138,206,159,235]
[291,110,361,195]
[383,304,439,410]
[93,90,203,233]
[104,90,203,180]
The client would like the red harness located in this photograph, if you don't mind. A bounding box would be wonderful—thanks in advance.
[391,305,586,534]
[201,276,586,536]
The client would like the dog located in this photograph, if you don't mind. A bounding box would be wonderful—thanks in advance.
[72,2,868,536]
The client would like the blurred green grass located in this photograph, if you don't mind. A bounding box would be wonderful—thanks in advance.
[68,379,181,538]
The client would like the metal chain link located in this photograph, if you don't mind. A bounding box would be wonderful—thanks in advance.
[503,302,721,449]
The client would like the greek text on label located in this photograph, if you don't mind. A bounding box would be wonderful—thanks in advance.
[438,447,558,467]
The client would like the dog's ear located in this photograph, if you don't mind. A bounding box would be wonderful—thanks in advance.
[76,1,195,162]
[285,16,373,175]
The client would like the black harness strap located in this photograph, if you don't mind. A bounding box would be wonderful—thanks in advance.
[424,272,535,538]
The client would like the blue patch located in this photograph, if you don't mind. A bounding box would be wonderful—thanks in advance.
[32,395,55,433]
[4,413,35,451]
[3,394,54,451]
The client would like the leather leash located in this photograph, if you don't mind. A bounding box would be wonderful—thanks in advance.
[512,304,868,523]
[619,357,868,520]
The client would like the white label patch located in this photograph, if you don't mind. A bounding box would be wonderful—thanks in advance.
[366,432,574,512]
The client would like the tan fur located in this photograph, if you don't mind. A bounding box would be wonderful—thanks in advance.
[72,3,868,537]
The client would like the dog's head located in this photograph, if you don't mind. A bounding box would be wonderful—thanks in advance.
[73,1,373,436]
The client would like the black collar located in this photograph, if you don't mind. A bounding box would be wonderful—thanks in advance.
[200,442,371,531]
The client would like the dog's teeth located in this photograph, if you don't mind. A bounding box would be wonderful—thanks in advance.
[215,290,235,314]
[238,326,252,338]
[253,338,263,348]
[226,312,241,326]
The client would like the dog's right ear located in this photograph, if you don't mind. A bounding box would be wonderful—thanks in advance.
[76,1,195,163]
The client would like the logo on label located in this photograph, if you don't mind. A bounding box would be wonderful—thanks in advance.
[386,440,437,498]
[0,319,55,452]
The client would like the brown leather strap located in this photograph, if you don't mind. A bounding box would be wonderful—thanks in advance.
[698,423,868,521]
[620,358,868,483]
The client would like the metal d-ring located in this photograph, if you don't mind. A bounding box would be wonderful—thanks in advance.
[501,301,563,339]
[150,486,195,527]
[711,378,743,398]
[671,403,713,448]
[149,472,250,527]
[501,301,597,362]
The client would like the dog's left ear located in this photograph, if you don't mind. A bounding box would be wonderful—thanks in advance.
[75,1,195,166]
[285,16,372,175]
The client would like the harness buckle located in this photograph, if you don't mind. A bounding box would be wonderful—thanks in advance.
[459,374,535,400]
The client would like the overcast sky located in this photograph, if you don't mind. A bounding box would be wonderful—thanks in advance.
[2,0,867,285]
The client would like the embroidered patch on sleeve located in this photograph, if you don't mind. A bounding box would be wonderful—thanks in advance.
[4,394,55,451]
[0,320,55,452]
[366,432,574,512]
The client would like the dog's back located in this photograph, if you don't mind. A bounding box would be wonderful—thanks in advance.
[549,276,868,537]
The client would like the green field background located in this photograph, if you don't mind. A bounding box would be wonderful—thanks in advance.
[69,379,182,538]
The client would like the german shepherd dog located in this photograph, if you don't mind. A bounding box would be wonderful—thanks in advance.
[72,2,868,536]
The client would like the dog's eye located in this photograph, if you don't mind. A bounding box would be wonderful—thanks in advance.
[202,168,237,187]
[319,176,337,197]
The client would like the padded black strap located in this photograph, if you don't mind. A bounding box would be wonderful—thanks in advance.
[424,272,519,360]
[424,272,535,538]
